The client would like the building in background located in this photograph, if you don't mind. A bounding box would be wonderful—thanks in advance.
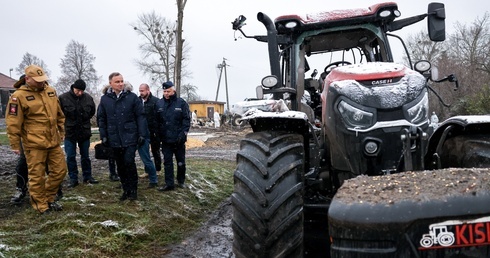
[0,73,16,118]
[188,100,225,122]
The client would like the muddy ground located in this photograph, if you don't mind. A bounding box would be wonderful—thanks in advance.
[163,127,249,258]
[0,124,250,258]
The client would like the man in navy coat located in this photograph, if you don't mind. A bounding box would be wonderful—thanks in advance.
[97,73,147,200]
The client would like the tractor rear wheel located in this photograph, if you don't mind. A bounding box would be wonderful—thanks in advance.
[232,115,244,126]
[232,131,305,258]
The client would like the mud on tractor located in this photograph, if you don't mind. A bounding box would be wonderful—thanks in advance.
[231,2,490,258]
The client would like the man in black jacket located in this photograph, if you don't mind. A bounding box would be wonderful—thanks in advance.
[59,79,97,188]
[138,83,162,173]
[156,81,191,191]
[97,73,147,200]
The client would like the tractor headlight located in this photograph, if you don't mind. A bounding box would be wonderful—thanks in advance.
[261,75,278,88]
[406,93,429,124]
[338,101,374,129]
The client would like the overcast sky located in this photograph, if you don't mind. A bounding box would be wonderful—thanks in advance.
[1,0,488,107]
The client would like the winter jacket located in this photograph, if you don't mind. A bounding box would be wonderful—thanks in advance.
[59,88,96,141]
[155,94,190,143]
[5,83,65,151]
[140,93,159,135]
[97,85,148,148]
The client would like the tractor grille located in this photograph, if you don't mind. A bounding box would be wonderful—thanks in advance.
[377,108,405,122]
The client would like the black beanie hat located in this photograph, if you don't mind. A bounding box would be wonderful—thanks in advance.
[72,79,86,91]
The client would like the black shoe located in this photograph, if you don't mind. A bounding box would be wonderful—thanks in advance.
[83,177,99,184]
[55,189,64,201]
[10,188,27,204]
[158,185,175,192]
[128,191,138,200]
[48,201,63,211]
[68,181,79,188]
[120,191,128,201]
[109,174,120,182]
[177,182,186,189]
[148,183,158,189]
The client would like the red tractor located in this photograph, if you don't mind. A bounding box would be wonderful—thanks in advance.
[231,2,490,257]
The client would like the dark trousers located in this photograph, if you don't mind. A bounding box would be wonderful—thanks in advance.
[64,138,92,182]
[109,158,116,175]
[150,134,162,171]
[15,148,28,191]
[112,145,138,193]
[162,142,186,187]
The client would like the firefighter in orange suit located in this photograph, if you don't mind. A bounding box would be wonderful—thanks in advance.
[5,65,67,214]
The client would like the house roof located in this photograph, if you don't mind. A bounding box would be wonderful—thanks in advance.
[188,100,226,105]
[0,72,16,89]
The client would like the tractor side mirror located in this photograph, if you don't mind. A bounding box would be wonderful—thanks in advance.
[427,3,446,41]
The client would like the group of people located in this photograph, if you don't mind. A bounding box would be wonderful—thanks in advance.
[5,65,191,214]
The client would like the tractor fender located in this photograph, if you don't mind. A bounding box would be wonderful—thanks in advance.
[243,109,310,135]
[426,115,490,169]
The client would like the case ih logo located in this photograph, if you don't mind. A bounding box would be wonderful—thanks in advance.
[371,79,393,85]
[419,216,490,250]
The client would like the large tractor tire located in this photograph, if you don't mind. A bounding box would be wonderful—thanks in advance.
[232,131,305,258]
[439,134,490,168]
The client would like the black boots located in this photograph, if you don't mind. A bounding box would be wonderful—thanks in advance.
[120,190,137,201]
[10,188,27,204]
[109,174,120,181]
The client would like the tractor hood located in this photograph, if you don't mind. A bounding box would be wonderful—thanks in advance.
[324,62,426,109]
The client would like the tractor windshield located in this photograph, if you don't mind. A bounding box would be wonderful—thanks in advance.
[303,26,389,72]
[279,26,390,92]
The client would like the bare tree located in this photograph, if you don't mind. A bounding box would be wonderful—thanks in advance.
[132,11,192,96]
[449,13,490,76]
[403,31,446,65]
[15,52,51,78]
[56,40,102,98]
[180,83,200,101]
[404,13,490,118]
[446,13,490,115]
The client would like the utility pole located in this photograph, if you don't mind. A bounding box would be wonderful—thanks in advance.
[215,57,230,112]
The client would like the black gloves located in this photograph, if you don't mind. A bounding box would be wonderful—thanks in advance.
[102,137,109,146]
[177,133,187,145]
[151,132,160,142]
[138,136,146,147]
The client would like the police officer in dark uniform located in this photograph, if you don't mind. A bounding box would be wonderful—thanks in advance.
[156,81,191,191]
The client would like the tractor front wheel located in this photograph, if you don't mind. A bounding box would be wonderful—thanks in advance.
[232,131,305,258]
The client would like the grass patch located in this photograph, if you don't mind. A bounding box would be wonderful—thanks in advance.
[0,133,8,146]
[0,158,235,257]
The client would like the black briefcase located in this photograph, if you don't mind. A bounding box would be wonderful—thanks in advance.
[94,143,113,160]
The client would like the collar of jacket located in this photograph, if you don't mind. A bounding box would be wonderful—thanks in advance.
[20,83,46,92]
[165,94,177,102]
[69,89,83,99]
